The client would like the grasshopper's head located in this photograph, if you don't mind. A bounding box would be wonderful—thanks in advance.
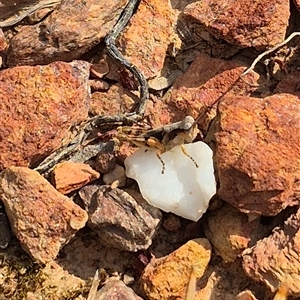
[179,116,195,131]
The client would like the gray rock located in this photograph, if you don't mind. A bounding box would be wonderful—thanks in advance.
[79,185,162,251]
[96,279,143,300]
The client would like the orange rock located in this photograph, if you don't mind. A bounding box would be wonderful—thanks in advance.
[243,207,300,297]
[118,0,177,78]
[141,238,211,300]
[205,204,268,262]
[184,0,289,49]
[51,161,100,194]
[163,53,260,127]
[216,94,300,216]
[0,167,88,263]
[0,61,90,171]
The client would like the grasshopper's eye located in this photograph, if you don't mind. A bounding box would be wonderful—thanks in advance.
[181,116,195,130]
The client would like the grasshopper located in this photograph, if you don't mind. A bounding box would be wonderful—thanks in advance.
[115,116,200,174]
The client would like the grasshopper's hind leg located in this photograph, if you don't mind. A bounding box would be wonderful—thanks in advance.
[180,144,199,168]
[155,151,166,174]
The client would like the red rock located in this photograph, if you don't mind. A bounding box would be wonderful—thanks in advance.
[204,204,268,262]
[162,53,260,127]
[141,238,211,300]
[0,61,90,171]
[184,0,290,49]
[0,167,88,263]
[215,94,300,216]
[242,207,300,297]
[51,161,100,194]
[7,0,127,66]
[118,0,176,78]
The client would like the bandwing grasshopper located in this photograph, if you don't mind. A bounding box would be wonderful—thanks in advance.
[115,116,200,173]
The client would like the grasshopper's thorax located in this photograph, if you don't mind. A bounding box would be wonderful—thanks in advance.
[114,116,200,173]
[163,124,199,151]
[114,116,198,153]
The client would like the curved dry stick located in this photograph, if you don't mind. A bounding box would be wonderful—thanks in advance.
[241,32,300,77]
[105,0,149,116]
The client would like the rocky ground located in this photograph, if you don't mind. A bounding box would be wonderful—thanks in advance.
[0,0,300,299]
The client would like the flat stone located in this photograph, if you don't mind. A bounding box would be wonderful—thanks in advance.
[118,0,176,78]
[204,204,268,262]
[184,0,290,49]
[0,167,88,263]
[0,60,90,171]
[7,0,127,66]
[141,238,211,300]
[242,207,300,297]
[51,161,100,194]
[79,185,162,251]
[215,94,300,216]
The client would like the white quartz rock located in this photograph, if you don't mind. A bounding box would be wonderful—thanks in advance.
[124,141,216,221]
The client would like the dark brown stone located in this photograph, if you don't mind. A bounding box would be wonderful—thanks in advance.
[79,185,162,251]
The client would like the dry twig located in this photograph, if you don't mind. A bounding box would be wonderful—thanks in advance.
[241,32,300,77]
